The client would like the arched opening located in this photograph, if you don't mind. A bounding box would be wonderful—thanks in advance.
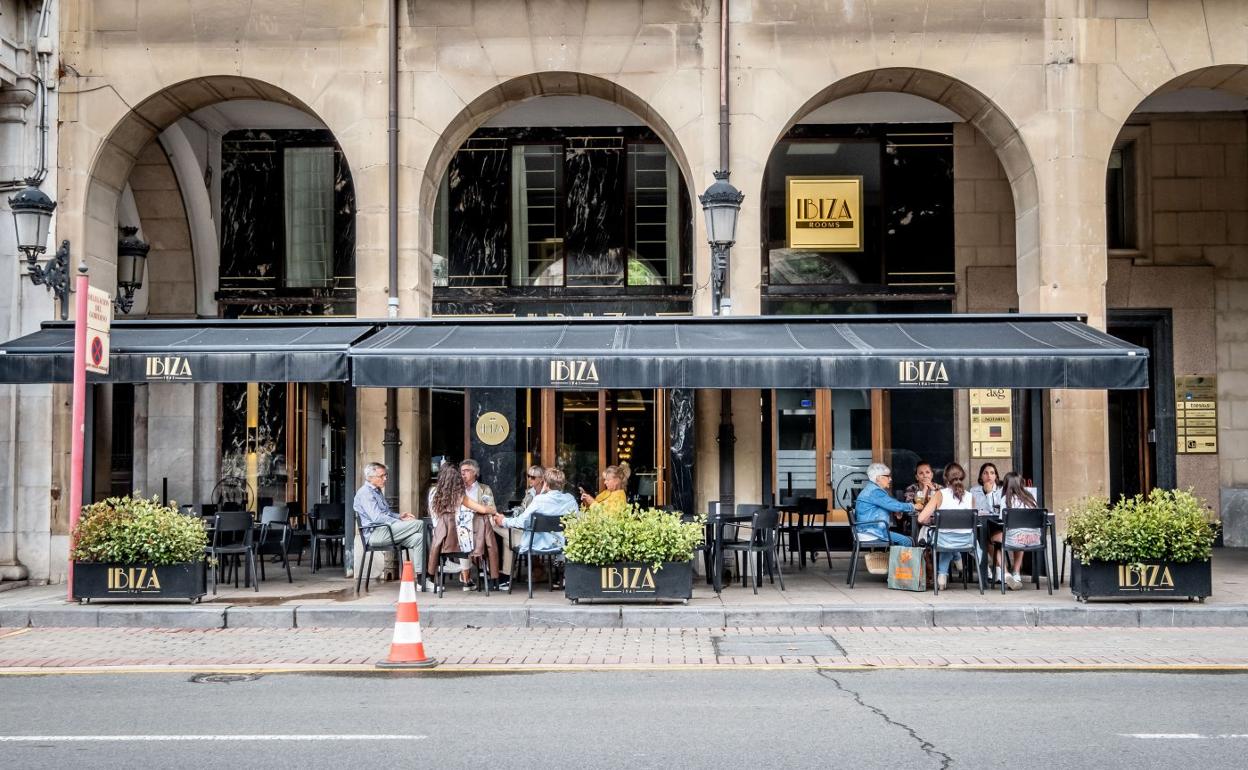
[1102,65,1248,530]
[759,68,1038,511]
[417,74,697,514]
[84,77,357,523]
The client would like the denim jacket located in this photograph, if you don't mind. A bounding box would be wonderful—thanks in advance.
[501,490,577,553]
[853,483,915,540]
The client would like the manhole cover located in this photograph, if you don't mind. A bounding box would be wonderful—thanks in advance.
[190,673,261,684]
[712,633,846,658]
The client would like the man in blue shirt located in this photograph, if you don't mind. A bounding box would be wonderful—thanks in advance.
[493,467,576,578]
[352,461,433,591]
[853,463,914,546]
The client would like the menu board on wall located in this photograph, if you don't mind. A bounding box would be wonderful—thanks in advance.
[1176,375,1218,454]
[970,388,1012,458]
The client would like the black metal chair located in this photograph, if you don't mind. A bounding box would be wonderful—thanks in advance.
[930,509,984,595]
[255,504,292,584]
[508,514,566,598]
[308,502,345,573]
[434,546,491,598]
[1000,507,1053,594]
[721,507,784,595]
[356,515,425,594]
[783,497,834,570]
[845,506,895,588]
[205,511,258,594]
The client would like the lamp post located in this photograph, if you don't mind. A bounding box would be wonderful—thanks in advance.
[115,226,150,315]
[9,181,71,320]
[698,170,743,317]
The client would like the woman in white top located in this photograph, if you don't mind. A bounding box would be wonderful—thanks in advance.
[917,462,979,590]
[993,472,1041,590]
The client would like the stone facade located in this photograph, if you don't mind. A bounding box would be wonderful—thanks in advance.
[8,0,1248,580]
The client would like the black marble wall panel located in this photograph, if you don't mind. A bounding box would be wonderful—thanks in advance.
[468,388,520,509]
[668,388,694,516]
[219,129,356,316]
[220,382,287,505]
[448,148,510,288]
[564,145,625,287]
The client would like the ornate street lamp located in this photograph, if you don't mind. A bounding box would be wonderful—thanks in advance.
[698,170,744,316]
[115,225,150,314]
[9,180,71,320]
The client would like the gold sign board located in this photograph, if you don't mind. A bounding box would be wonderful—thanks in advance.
[1176,375,1218,454]
[474,411,510,446]
[970,388,1012,459]
[786,176,864,251]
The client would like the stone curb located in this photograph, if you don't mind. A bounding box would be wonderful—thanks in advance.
[4,603,1248,629]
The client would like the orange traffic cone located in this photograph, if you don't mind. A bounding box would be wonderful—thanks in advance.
[376,560,438,669]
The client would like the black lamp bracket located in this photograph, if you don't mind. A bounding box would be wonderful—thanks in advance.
[25,239,72,320]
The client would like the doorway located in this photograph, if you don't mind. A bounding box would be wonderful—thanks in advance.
[1107,310,1175,500]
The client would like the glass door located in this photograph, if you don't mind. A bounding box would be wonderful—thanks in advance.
[554,391,601,498]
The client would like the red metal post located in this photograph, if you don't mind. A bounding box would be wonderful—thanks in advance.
[67,265,88,601]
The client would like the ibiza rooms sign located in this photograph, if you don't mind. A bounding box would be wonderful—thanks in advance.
[786,176,864,251]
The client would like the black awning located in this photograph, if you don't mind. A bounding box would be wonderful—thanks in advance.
[349,315,1149,390]
[0,320,374,384]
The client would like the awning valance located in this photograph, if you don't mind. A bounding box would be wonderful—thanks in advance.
[0,320,374,384]
[349,315,1149,390]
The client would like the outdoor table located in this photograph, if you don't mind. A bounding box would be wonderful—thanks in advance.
[709,511,755,593]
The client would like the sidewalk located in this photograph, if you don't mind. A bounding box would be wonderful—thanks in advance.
[2,625,1246,671]
[2,548,1246,630]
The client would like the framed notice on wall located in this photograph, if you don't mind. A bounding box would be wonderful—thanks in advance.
[1176,375,1217,454]
[969,388,1012,458]
[785,176,863,251]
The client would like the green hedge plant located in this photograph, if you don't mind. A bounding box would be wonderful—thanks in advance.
[563,501,705,571]
[71,494,208,566]
[1065,488,1219,565]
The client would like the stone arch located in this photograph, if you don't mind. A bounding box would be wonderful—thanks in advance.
[416,71,699,300]
[81,75,355,305]
[767,68,1040,284]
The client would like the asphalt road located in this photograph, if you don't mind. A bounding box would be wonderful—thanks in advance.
[1,670,1245,768]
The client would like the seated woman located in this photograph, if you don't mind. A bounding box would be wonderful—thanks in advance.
[579,464,627,508]
[917,462,979,590]
[426,463,500,591]
[992,472,1041,590]
[970,462,1003,515]
[854,463,915,546]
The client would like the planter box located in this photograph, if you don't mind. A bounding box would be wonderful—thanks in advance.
[564,561,693,603]
[1070,556,1211,602]
[73,562,207,603]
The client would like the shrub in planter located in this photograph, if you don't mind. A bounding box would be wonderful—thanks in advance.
[562,502,705,601]
[71,495,209,601]
[1064,489,1219,601]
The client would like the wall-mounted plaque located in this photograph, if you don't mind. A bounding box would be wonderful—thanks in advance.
[1176,375,1217,454]
[474,411,510,446]
[785,176,864,251]
[970,388,1012,459]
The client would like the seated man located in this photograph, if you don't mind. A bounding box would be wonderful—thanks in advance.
[493,467,577,588]
[353,461,434,591]
[854,463,915,546]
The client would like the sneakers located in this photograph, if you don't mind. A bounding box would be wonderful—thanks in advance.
[1006,572,1022,590]
[416,579,436,592]
[994,566,1004,584]
[937,574,948,590]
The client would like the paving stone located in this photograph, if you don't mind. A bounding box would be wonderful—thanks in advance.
[96,606,226,629]
[821,606,934,627]
[0,608,30,628]
[1035,606,1140,627]
[225,606,296,628]
[932,605,1038,627]
[418,606,529,628]
[529,606,620,628]
[1139,605,1248,627]
[295,605,395,628]
[27,607,100,627]
[724,605,823,627]
[621,607,726,628]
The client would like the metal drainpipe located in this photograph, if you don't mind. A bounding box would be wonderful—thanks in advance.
[715,0,736,516]
[383,0,401,513]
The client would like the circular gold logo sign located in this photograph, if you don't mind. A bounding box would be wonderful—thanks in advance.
[475,411,510,446]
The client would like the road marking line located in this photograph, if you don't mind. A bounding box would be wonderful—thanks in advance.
[1123,733,1248,740]
[0,735,428,742]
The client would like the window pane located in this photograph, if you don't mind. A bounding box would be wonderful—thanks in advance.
[628,144,680,286]
[283,147,335,288]
[512,144,565,286]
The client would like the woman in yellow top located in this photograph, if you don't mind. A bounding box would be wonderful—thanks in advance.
[580,464,627,508]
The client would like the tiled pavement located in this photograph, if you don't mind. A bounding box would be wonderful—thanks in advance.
[1,625,1245,670]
